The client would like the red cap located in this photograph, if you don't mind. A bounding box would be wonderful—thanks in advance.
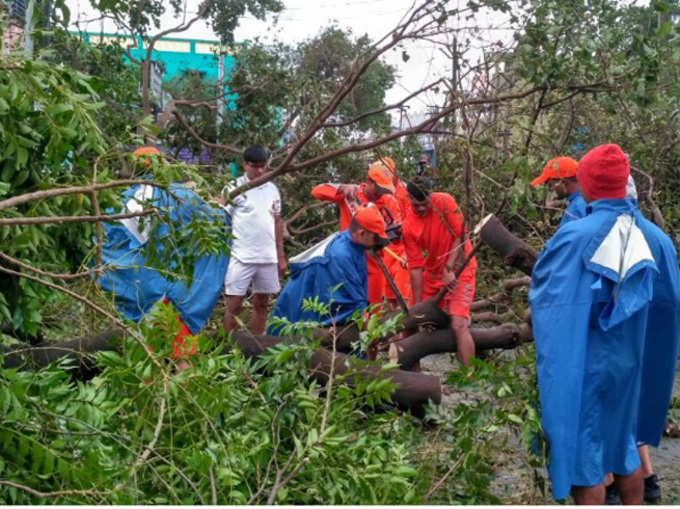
[530,156,578,187]
[354,204,388,243]
[577,144,629,200]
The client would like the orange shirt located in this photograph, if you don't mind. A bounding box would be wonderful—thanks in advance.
[402,192,476,297]
[310,183,402,233]
[394,178,411,220]
[311,183,407,304]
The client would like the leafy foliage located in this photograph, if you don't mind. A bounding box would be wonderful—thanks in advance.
[88,0,284,43]
[0,298,545,504]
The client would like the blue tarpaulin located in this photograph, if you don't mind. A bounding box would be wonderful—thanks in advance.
[96,182,229,334]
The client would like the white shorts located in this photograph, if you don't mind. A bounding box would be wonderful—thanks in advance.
[224,258,280,296]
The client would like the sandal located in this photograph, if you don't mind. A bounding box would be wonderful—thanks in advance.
[663,419,680,438]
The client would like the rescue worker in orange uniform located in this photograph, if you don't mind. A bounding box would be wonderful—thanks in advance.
[311,159,409,309]
[402,176,477,366]
[375,155,411,219]
[371,155,412,306]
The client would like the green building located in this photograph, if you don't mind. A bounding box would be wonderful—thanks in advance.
[76,32,238,83]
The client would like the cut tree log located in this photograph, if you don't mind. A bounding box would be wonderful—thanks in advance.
[388,323,533,371]
[2,325,440,415]
[503,276,531,290]
[470,292,506,311]
[227,331,441,415]
[313,323,359,351]
[401,299,450,335]
[475,214,538,276]
[2,326,124,374]
[471,312,504,323]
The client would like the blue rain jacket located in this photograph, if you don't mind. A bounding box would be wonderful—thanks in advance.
[269,230,368,333]
[558,190,587,228]
[530,198,680,500]
[96,183,230,334]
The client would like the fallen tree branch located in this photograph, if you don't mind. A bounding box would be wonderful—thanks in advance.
[389,323,533,370]
[475,214,537,276]
[129,380,171,496]
[471,312,504,323]
[631,164,665,229]
[503,276,531,290]
[424,455,464,502]
[173,110,243,155]
[0,265,166,374]
[228,331,441,415]
[0,479,107,499]
[0,209,156,226]
[2,326,123,370]
[470,292,507,311]
[0,252,109,281]
[0,180,170,212]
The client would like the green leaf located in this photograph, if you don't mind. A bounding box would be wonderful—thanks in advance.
[46,103,74,115]
[657,20,672,39]
[507,413,524,425]
[16,147,28,169]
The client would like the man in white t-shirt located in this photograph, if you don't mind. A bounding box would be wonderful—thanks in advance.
[216,145,286,334]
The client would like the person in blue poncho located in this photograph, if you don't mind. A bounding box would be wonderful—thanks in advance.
[529,144,680,504]
[96,147,230,361]
[268,204,388,337]
[530,156,587,228]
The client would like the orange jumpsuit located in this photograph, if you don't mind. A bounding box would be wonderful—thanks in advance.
[393,178,411,219]
[402,192,476,318]
[311,183,410,306]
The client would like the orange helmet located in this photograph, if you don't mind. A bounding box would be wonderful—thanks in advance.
[354,204,388,244]
[132,146,161,167]
[530,156,578,187]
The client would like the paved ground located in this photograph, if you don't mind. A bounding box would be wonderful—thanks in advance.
[421,352,680,504]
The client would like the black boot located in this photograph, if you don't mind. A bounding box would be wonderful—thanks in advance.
[605,483,621,505]
[644,474,661,503]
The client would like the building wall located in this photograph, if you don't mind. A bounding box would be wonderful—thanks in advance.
[79,32,238,83]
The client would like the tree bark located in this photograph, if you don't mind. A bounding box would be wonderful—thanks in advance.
[388,323,533,370]
[400,300,450,335]
[2,327,124,377]
[313,324,360,351]
[475,214,538,276]
[2,325,440,415]
[227,331,441,415]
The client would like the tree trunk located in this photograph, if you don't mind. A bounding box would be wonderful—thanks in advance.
[228,331,441,415]
[313,323,359,351]
[475,214,538,276]
[2,327,124,378]
[388,323,532,370]
[400,300,450,335]
[2,325,440,415]
[142,59,151,118]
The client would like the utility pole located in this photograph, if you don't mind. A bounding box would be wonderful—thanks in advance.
[450,35,458,132]
[24,0,36,58]
[426,105,440,169]
[216,42,225,138]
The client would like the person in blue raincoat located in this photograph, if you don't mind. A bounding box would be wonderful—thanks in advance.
[268,204,388,335]
[96,147,230,359]
[530,156,587,228]
[529,144,680,504]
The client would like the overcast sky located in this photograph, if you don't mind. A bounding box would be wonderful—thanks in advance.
[66,0,513,113]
